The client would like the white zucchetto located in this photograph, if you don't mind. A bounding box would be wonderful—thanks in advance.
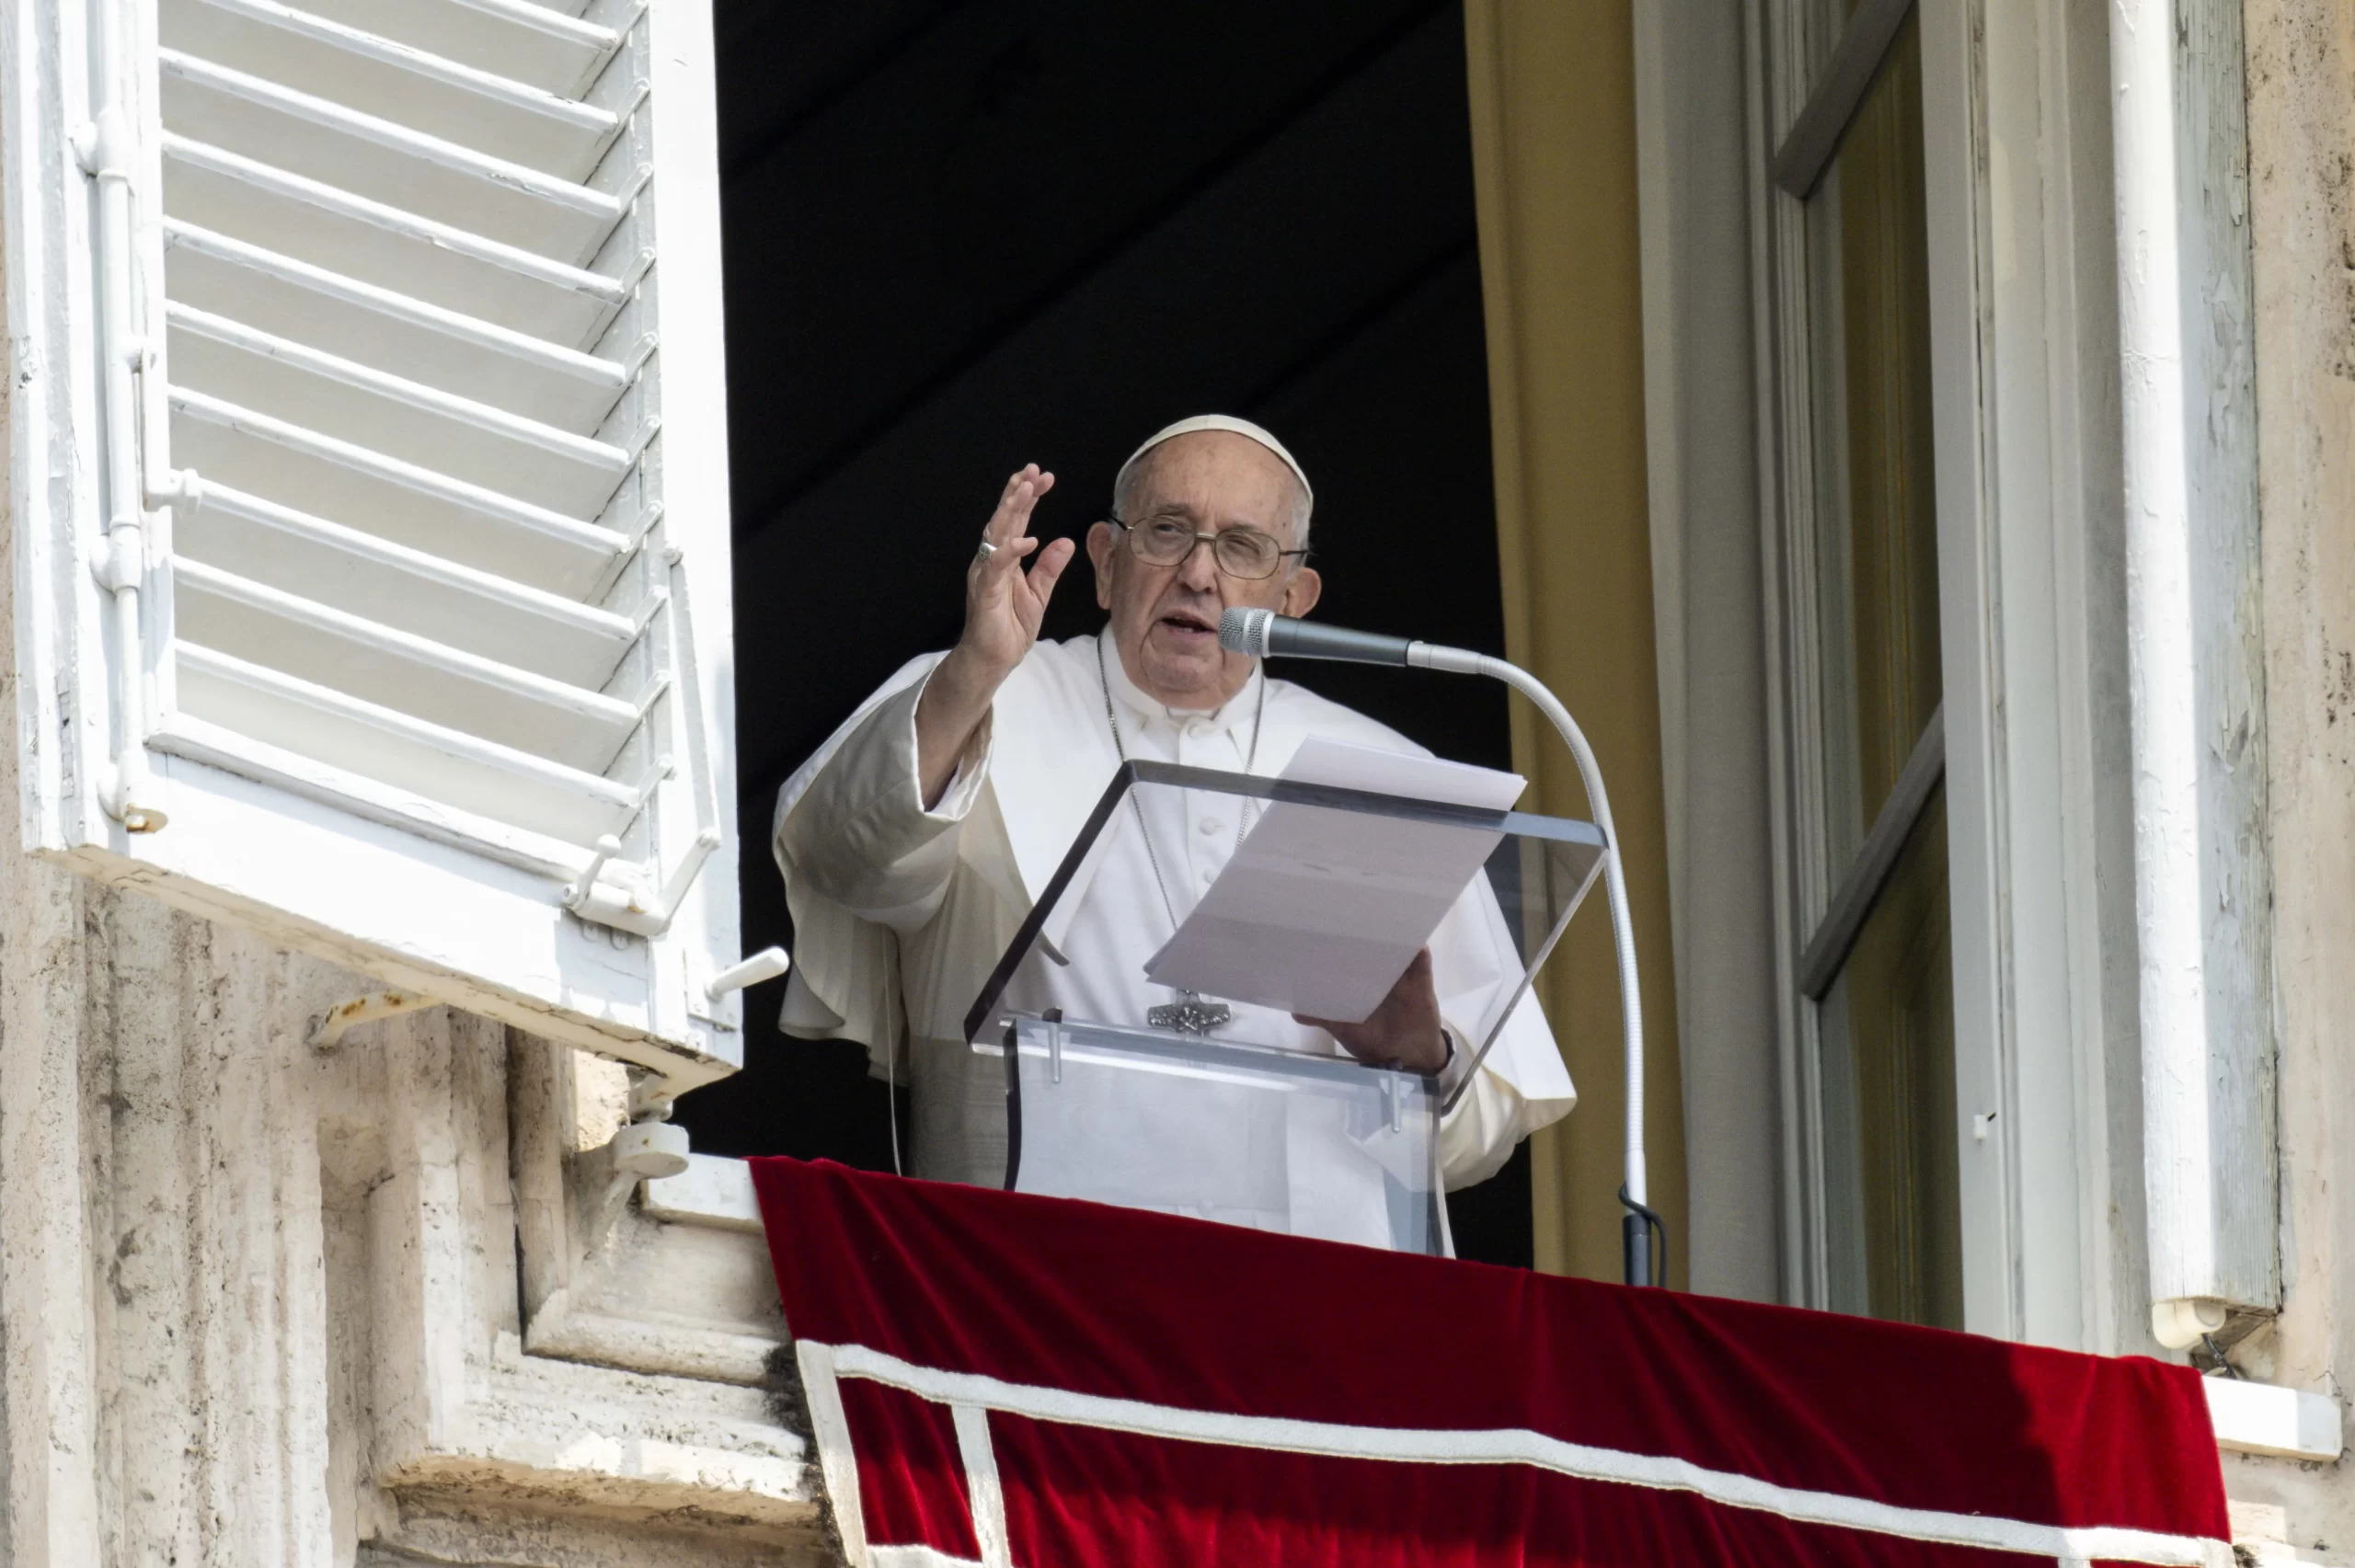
[1119,414,1313,507]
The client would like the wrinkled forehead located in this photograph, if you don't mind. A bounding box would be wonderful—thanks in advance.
[1130,431,1304,528]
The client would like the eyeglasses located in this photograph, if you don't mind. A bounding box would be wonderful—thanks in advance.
[1108,513,1309,582]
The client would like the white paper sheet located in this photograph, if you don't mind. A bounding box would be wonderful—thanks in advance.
[1143,738,1525,1023]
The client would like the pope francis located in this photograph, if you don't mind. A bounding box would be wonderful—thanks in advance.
[773,416,1575,1227]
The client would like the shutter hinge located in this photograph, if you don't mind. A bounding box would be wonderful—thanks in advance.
[77,90,169,834]
[70,109,132,185]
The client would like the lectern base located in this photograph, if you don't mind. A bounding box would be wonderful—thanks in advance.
[981,1012,1445,1255]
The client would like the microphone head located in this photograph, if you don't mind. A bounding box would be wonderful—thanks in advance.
[1219,606,1273,658]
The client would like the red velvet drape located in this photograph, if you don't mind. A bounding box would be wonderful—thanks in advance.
[753,1157,2227,1566]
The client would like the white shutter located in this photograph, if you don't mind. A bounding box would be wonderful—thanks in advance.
[3,0,749,1089]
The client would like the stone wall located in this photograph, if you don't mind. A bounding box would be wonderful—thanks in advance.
[0,841,834,1565]
[2226,0,2355,1560]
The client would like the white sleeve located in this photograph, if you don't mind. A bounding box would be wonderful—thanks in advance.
[1436,1024,1568,1189]
[1427,884,1578,1189]
[775,665,994,933]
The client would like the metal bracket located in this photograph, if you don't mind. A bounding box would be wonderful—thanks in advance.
[562,829,719,938]
[310,990,437,1050]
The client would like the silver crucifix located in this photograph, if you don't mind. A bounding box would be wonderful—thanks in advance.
[1147,991,1232,1035]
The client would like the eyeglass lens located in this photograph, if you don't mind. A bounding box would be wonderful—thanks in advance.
[1129,519,1283,578]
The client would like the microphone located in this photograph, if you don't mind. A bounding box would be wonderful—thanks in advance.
[1215,602,1661,1286]
[1218,607,1410,664]
[1218,607,1484,672]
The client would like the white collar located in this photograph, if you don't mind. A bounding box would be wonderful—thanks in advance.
[1094,625,1266,735]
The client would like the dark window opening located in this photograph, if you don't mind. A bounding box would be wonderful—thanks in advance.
[688,0,1533,1267]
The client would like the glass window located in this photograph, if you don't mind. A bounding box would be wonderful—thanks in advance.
[1807,9,1942,867]
[1793,9,1961,1328]
[1817,789,1961,1324]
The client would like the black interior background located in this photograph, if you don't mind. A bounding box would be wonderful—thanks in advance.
[685,0,1533,1266]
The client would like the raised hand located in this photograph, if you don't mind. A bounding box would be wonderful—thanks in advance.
[913,464,1075,807]
[959,464,1073,681]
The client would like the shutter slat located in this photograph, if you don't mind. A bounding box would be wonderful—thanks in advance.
[290,0,619,97]
[164,135,627,348]
[177,482,638,688]
[159,50,625,264]
[175,555,648,773]
[168,647,645,849]
[162,0,623,179]
[153,0,672,845]
[170,388,633,598]
[15,0,741,1064]
[167,303,632,516]
[163,221,627,432]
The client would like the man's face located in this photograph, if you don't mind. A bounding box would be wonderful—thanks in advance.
[1086,431,1323,707]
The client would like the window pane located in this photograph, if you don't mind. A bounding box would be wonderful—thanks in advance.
[1801,13,1958,1331]
[1816,787,1962,1328]
[1806,13,1941,871]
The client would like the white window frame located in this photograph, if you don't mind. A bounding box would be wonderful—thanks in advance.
[1748,0,2118,1346]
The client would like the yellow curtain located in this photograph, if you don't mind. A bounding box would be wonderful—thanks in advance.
[1463,0,1686,1282]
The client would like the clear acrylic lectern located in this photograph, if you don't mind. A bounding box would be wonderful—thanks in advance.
[964,760,1606,1255]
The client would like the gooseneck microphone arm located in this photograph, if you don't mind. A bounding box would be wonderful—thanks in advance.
[1222,607,1659,1287]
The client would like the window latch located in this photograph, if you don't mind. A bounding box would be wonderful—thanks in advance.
[704,947,788,1001]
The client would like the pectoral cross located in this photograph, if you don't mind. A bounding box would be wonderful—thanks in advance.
[1148,990,1232,1035]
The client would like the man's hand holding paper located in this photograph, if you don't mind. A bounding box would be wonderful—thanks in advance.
[1294,945,1448,1073]
[1143,736,1526,1076]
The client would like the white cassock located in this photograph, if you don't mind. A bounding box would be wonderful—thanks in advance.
[773,628,1576,1239]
